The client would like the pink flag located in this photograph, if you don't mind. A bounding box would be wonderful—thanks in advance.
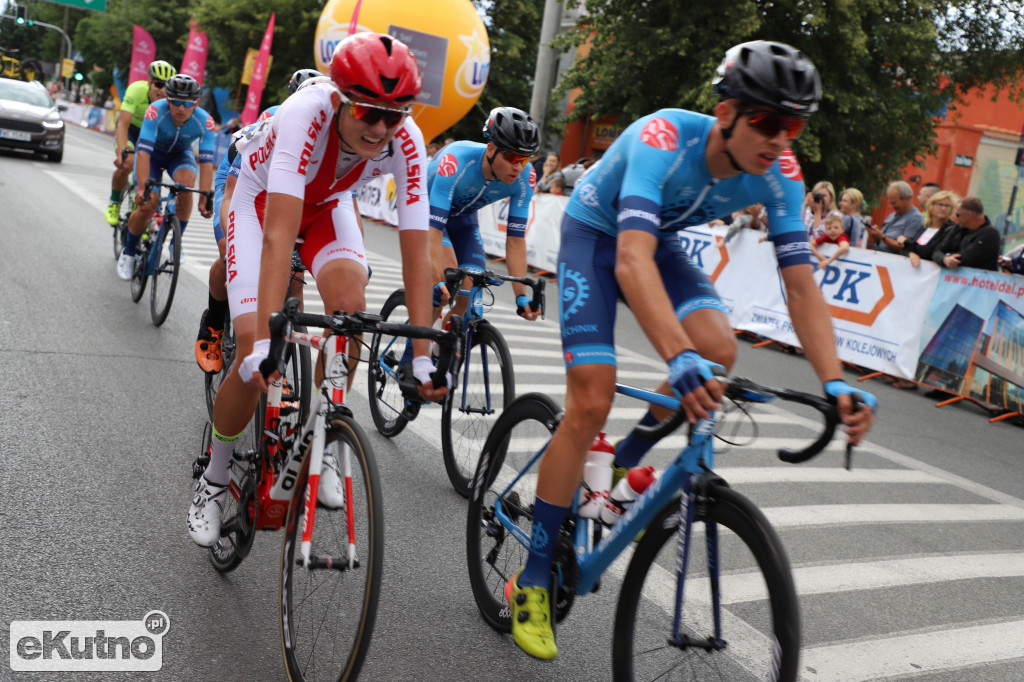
[128,25,157,85]
[348,0,364,35]
[180,20,208,86]
[240,13,275,126]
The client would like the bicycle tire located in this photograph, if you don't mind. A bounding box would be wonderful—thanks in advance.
[150,215,181,327]
[367,288,413,437]
[442,320,515,498]
[612,484,800,682]
[130,239,147,303]
[112,194,130,260]
[207,410,261,573]
[280,413,383,682]
[467,392,561,633]
[204,318,235,421]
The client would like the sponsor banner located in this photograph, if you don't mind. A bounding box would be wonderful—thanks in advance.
[356,174,399,225]
[476,193,566,273]
[917,267,1024,411]
[128,26,156,86]
[180,20,208,86]
[240,14,275,126]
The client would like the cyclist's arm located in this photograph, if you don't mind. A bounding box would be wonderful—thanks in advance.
[504,236,540,319]
[197,161,214,217]
[114,110,133,165]
[133,151,152,205]
[780,264,873,445]
[616,228,721,419]
[352,195,365,237]
[505,173,535,305]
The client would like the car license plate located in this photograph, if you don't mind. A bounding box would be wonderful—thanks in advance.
[0,129,32,142]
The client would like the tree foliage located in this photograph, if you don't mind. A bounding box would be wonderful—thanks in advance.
[552,0,1024,199]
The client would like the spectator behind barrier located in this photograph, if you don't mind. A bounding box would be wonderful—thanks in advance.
[899,190,959,268]
[536,152,565,193]
[838,187,867,247]
[802,180,839,240]
[931,196,1001,271]
[917,181,941,210]
[866,180,923,254]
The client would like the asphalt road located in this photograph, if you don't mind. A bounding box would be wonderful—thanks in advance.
[1,125,1023,681]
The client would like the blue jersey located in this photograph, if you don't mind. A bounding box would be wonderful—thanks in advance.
[427,141,536,238]
[566,109,812,268]
[137,99,216,164]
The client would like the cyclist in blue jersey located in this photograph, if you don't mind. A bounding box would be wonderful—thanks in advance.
[426,107,543,320]
[194,68,320,373]
[117,74,215,281]
[503,41,878,661]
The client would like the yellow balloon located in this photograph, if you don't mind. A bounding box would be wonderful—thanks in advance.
[315,0,490,144]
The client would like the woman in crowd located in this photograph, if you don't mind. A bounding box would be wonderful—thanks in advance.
[899,190,960,267]
[535,152,564,193]
[803,179,839,240]
[838,187,867,247]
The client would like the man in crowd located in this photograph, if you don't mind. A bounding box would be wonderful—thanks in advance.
[932,196,1001,271]
[866,180,924,254]
[917,181,941,211]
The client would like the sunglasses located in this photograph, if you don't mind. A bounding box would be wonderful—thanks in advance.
[500,151,532,165]
[168,99,197,108]
[932,202,953,209]
[151,80,167,89]
[739,108,808,140]
[344,97,409,128]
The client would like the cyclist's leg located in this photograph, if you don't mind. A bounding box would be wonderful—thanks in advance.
[299,198,370,392]
[189,184,264,547]
[445,215,481,319]
[613,245,736,472]
[168,154,198,233]
[196,171,233,373]
[509,220,620,660]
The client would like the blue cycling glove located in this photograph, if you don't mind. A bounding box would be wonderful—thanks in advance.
[823,380,878,411]
[432,281,447,307]
[668,350,723,397]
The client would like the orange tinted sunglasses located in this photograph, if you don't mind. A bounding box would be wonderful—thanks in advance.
[739,108,808,141]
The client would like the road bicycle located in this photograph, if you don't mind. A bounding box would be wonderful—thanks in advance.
[467,378,844,681]
[128,179,212,326]
[111,149,136,259]
[367,265,544,498]
[204,254,311,421]
[195,297,461,682]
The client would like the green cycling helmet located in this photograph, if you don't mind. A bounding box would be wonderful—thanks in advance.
[148,60,177,82]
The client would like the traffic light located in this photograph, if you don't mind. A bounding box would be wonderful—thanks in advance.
[15,4,27,25]
[74,72,83,81]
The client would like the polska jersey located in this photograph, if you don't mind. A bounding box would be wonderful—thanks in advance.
[566,108,813,268]
[427,141,535,237]
[235,81,428,230]
[137,98,216,163]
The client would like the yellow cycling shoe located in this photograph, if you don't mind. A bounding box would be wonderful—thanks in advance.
[505,570,558,660]
[105,202,120,227]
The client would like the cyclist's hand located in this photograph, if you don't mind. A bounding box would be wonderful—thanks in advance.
[412,355,449,402]
[240,339,273,392]
[432,281,450,307]
[198,192,213,219]
[668,350,724,422]
[516,294,542,321]
[823,380,877,446]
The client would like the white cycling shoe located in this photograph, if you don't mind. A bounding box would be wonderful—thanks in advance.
[318,444,346,510]
[187,476,227,547]
[116,252,134,281]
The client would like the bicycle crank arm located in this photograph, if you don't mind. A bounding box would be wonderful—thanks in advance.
[668,634,727,652]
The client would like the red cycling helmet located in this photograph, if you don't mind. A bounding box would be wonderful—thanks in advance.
[330,32,422,106]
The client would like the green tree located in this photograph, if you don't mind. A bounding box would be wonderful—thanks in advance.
[552,0,1024,199]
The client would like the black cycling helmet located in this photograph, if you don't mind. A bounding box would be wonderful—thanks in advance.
[713,40,821,117]
[288,68,322,95]
[165,74,201,100]
[482,107,540,155]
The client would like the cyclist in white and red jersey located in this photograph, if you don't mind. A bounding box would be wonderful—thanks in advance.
[188,32,447,546]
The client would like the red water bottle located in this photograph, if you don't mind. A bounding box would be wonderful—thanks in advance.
[600,465,657,525]
[579,432,615,519]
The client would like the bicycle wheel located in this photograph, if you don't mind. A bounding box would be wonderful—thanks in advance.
[612,484,800,682]
[150,215,181,327]
[467,392,561,633]
[207,410,261,573]
[367,288,413,437]
[204,318,235,421]
[443,321,515,498]
[112,196,129,260]
[280,413,383,682]
[130,240,147,303]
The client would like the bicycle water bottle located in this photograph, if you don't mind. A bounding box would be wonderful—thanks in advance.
[579,432,615,519]
[600,465,657,525]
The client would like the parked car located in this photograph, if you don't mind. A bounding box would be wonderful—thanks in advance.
[0,77,65,162]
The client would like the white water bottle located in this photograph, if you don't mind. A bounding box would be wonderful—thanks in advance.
[578,432,615,519]
[600,466,657,525]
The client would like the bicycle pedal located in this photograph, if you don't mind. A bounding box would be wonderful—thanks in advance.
[192,455,209,480]
[400,401,421,421]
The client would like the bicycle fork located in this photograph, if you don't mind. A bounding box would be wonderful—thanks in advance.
[672,474,726,651]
